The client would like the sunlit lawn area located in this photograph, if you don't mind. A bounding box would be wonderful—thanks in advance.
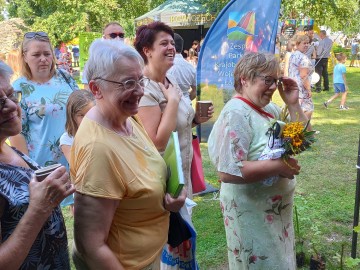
[64,66,360,269]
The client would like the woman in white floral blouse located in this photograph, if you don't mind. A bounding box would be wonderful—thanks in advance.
[208,52,311,270]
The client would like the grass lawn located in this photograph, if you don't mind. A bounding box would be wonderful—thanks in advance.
[64,66,360,269]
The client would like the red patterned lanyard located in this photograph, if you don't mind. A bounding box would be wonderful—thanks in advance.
[233,96,274,119]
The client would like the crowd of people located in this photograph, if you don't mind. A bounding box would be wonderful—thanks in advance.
[0,21,214,269]
[281,29,352,117]
[0,19,339,270]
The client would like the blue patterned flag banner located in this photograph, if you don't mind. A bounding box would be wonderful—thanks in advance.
[196,0,281,140]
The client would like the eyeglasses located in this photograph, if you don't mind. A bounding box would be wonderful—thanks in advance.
[24,32,49,39]
[94,77,150,91]
[256,75,279,86]
[108,32,125,39]
[0,91,22,111]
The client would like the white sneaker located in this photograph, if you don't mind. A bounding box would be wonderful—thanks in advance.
[339,105,349,110]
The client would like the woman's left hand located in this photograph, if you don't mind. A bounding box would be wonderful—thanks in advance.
[164,188,187,212]
[277,77,300,106]
[194,105,214,124]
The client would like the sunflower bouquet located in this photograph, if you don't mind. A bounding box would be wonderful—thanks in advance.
[280,120,316,160]
[259,108,316,185]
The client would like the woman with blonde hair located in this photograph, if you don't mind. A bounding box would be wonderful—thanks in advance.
[288,34,314,119]
[9,32,78,171]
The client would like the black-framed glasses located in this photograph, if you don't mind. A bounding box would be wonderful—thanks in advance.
[108,32,125,39]
[94,77,150,91]
[24,31,49,39]
[256,75,279,86]
[0,91,22,111]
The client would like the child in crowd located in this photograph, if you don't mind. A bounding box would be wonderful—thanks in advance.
[60,90,95,162]
[60,90,95,211]
[324,53,349,110]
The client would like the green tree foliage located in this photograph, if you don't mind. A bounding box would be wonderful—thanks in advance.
[6,0,152,43]
[4,0,360,44]
[281,0,360,34]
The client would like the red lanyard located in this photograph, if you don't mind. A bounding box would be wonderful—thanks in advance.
[233,96,274,119]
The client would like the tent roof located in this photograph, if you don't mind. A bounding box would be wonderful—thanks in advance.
[135,0,216,28]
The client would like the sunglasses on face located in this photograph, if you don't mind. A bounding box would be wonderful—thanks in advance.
[108,32,125,39]
[24,32,49,39]
[0,91,22,111]
[256,75,279,86]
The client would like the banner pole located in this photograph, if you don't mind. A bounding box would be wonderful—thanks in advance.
[351,134,360,258]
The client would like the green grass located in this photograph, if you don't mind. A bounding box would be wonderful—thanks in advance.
[63,65,360,269]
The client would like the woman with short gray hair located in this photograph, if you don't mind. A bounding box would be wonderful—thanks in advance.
[208,52,311,269]
[71,39,185,270]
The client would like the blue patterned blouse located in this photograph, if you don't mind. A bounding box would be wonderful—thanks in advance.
[12,69,78,168]
[0,149,70,269]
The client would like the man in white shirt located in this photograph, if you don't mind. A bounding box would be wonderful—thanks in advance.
[168,33,197,101]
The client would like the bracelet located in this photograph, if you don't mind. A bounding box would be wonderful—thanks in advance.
[192,118,200,125]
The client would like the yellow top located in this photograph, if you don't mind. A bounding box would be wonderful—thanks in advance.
[70,116,169,269]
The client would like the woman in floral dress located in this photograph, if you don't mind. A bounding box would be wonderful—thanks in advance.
[208,52,311,269]
[288,34,314,119]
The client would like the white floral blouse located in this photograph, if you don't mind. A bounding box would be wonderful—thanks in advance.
[208,98,296,270]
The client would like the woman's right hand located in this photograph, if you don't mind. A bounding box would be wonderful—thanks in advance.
[29,166,75,216]
[159,82,181,103]
[276,157,301,179]
[164,188,187,212]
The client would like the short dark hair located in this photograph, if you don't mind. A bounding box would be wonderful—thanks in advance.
[134,21,174,64]
[173,33,184,53]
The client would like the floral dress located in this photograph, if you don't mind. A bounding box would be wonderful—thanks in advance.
[288,50,314,112]
[0,149,70,269]
[12,70,78,168]
[208,98,296,270]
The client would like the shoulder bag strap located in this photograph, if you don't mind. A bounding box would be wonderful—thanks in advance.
[58,69,74,91]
